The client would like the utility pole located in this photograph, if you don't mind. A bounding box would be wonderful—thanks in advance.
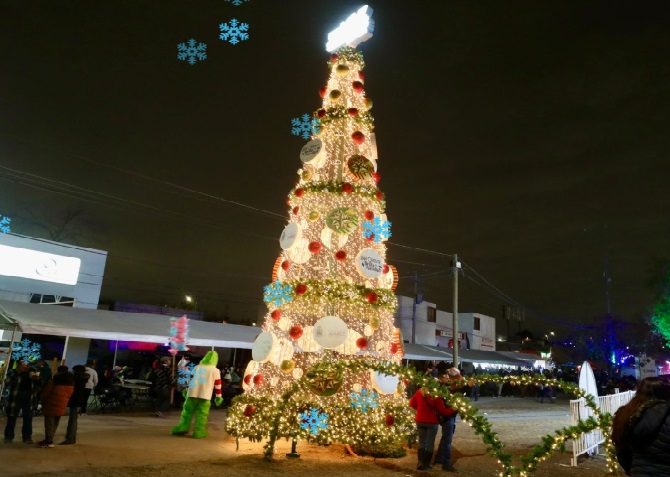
[411,271,418,343]
[452,254,459,367]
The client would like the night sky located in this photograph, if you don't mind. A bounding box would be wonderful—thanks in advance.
[1,1,668,337]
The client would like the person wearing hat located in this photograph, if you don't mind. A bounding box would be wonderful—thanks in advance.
[150,357,175,418]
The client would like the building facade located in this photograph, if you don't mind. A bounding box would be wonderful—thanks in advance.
[394,295,496,351]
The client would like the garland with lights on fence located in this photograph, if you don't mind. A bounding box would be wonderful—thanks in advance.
[225,359,619,476]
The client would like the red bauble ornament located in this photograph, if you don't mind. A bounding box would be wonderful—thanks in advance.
[375,190,384,201]
[385,414,395,427]
[308,241,322,254]
[356,337,368,350]
[295,283,307,295]
[317,109,326,118]
[365,234,375,242]
[330,53,339,61]
[292,206,299,215]
[347,107,359,117]
[373,172,381,183]
[319,86,328,98]
[253,374,264,386]
[285,197,291,206]
[341,182,353,193]
[352,81,364,93]
[271,309,281,321]
[366,291,378,304]
[358,70,365,81]
[351,131,365,145]
[289,325,303,339]
[244,374,252,385]
[390,343,399,354]
[281,260,290,271]
[295,188,304,197]
[244,405,256,417]
[335,250,347,261]
[382,264,390,274]
[364,210,374,220]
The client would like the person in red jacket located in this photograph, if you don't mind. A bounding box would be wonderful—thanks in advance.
[409,377,455,471]
[37,366,74,448]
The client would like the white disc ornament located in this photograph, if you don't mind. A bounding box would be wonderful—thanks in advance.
[288,238,311,264]
[252,332,276,363]
[300,138,326,167]
[370,370,399,395]
[356,248,384,278]
[292,368,304,379]
[313,316,349,349]
[363,325,374,336]
[270,377,279,387]
[280,222,301,250]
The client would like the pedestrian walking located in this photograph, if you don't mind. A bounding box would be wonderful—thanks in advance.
[38,366,74,448]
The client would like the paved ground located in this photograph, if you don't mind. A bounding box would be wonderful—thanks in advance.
[0,397,614,477]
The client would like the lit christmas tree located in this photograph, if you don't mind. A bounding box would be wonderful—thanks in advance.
[226,6,414,455]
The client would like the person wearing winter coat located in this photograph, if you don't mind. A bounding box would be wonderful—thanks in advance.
[61,365,90,445]
[409,382,455,471]
[3,360,42,444]
[37,366,74,448]
[612,377,670,476]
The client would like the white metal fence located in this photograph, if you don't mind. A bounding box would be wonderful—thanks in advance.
[570,390,635,466]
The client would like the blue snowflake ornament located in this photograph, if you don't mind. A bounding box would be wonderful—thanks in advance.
[299,408,329,435]
[263,281,294,307]
[291,114,321,140]
[225,0,250,5]
[219,19,249,45]
[189,367,208,388]
[0,214,10,234]
[349,388,379,413]
[177,363,196,386]
[12,339,41,363]
[362,217,392,242]
[177,39,207,65]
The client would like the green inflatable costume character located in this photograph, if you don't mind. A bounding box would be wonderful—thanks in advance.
[171,350,223,438]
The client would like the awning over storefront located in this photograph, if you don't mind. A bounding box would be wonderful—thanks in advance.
[0,299,259,349]
[403,343,537,367]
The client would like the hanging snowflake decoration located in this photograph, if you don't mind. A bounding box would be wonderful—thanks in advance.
[362,217,392,242]
[349,388,379,413]
[263,281,294,307]
[11,339,41,363]
[0,214,10,234]
[189,367,208,388]
[224,0,250,5]
[219,19,249,45]
[299,407,329,435]
[177,39,207,65]
[177,362,196,387]
[291,114,321,140]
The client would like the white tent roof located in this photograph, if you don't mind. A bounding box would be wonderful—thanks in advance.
[0,300,259,349]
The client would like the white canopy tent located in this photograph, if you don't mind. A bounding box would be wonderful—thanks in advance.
[0,299,260,349]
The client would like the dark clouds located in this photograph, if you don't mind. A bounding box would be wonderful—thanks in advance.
[1,1,668,333]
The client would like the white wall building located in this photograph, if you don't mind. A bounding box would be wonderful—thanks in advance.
[394,295,496,351]
[0,232,107,365]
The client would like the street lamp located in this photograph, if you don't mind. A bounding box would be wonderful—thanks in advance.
[185,295,193,303]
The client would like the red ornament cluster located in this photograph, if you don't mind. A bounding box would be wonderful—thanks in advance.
[289,325,303,340]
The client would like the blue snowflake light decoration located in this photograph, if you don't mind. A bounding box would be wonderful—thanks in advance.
[177,39,207,65]
[177,362,196,387]
[349,388,379,413]
[225,0,250,5]
[189,367,208,389]
[291,114,321,140]
[12,339,41,364]
[263,281,294,307]
[299,408,329,435]
[219,19,249,45]
[362,217,392,242]
[0,214,11,234]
